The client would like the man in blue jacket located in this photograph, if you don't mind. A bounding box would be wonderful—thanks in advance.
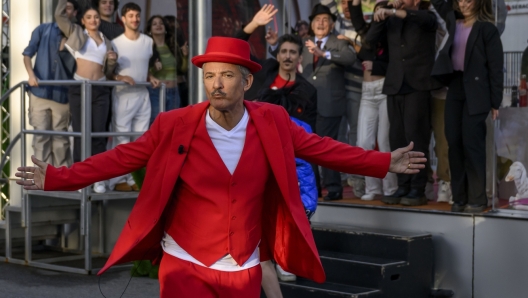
[22,0,79,167]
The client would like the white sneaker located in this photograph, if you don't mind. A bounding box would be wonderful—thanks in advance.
[361,193,376,201]
[436,180,452,203]
[93,181,106,194]
[276,264,296,282]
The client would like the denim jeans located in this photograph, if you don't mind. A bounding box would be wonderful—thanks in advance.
[148,86,180,125]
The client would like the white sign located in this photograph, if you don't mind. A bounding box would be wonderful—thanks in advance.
[507,1,528,15]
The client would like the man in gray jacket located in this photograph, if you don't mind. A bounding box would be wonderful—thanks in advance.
[301,4,356,201]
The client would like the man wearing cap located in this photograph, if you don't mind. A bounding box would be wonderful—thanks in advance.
[301,4,357,202]
[16,36,425,297]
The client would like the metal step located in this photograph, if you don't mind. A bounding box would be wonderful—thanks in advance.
[312,224,432,261]
[30,204,80,212]
[276,277,382,298]
[319,250,407,289]
[311,224,434,298]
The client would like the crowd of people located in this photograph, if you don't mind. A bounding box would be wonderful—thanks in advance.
[17,0,505,296]
[23,0,505,211]
[23,0,189,193]
[233,0,503,213]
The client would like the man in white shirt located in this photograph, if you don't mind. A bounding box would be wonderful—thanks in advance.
[110,2,160,191]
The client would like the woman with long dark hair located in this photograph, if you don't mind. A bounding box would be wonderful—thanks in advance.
[55,0,117,193]
[145,15,188,124]
[431,0,503,212]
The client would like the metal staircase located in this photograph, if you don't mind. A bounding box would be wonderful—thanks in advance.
[263,224,440,298]
[0,80,165,274]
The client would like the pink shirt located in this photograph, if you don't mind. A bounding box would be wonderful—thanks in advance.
[452,20,473,71]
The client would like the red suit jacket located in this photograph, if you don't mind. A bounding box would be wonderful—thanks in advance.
[44,101,391,283]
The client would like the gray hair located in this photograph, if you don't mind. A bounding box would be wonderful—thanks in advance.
[238,65,251,85]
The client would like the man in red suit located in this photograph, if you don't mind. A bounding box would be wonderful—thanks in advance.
[16,36,426,298]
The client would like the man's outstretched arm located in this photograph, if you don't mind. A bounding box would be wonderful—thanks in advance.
[16,114,163,191]
[287,113,426,177]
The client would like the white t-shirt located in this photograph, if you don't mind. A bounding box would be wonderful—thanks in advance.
[111,33,153,82]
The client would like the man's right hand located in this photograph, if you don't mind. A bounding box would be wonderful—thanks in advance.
[28,76,39,87]
[252,4,278,27]
[15,155,48,190]
[117,75,136,86]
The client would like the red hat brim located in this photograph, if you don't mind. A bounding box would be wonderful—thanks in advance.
[192,52,262,74]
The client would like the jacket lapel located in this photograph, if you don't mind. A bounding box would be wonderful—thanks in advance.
[159,102,209,210]
[246,102,291,200]
[464,21,481,71]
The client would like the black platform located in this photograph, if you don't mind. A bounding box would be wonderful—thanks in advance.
[263,224,434,298]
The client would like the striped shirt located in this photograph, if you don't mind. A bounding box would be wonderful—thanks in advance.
[99,20,124,40]
[321,0,363,93]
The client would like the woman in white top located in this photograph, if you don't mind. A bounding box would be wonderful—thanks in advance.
[55,0,117,193]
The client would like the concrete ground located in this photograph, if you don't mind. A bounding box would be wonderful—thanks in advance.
[0,262,160,298]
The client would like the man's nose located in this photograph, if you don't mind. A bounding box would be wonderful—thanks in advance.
[213,77,223,89]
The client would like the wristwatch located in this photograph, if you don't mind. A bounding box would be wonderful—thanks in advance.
[392,8,396,15]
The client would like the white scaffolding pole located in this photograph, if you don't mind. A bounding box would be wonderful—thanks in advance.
[188,0,212,104]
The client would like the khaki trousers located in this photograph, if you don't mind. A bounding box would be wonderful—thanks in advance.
[431,97,450,182]
[28,93,72,167]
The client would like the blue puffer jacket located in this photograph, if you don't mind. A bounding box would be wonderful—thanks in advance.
[290,117,318,214]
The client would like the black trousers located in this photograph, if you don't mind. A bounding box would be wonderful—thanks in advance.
[445,73,488,205]
[387,91,431,192]
[316,114,343,194]
[68,85,110,162]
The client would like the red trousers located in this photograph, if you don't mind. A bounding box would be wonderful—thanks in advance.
[159,252,262,298]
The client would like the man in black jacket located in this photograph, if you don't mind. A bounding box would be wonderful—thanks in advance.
[235,5,317,133]
[369,0,442,206]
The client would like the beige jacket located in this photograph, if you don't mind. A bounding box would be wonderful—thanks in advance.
[55,0,117,78]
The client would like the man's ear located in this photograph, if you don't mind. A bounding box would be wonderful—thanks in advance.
[298,54,303,64]
[121,15,126,24]
[244,74,254,91]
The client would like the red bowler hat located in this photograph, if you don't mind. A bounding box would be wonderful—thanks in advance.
[191,37,262,74]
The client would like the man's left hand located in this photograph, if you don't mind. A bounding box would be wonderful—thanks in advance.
[389,142,427,174]
[373,8,393,22]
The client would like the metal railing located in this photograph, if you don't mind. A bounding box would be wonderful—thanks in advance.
[504,51,524,93]
[1,79,166,274]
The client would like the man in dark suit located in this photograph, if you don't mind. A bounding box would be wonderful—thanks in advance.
[300,4,356,201]
[368,0,442,206]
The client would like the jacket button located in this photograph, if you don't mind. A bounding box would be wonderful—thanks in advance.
[232,216,236,220]
[153,219,157,224]
[231,182,236,186]
[402,58,405,62]
[232,199,237,204]
[401,44,404,47]
[475,77,479,81]
[229,232,234,236]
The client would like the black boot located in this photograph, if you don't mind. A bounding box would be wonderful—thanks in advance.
[381,187,409,205]
[400,189,427,206]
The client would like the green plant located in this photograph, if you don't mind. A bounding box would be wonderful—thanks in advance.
[130,168,159,278]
